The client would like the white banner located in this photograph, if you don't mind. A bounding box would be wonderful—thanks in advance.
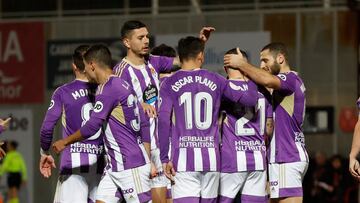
[0,109,33,203]
[156,32,270,73]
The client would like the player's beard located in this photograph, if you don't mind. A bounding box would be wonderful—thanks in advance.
[270,61,281,75]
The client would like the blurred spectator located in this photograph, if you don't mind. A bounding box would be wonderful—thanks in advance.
[303,153,358,203]
[0,140,27,203]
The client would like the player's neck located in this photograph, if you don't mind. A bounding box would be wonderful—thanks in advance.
[280,65,291,73]
[75,73,88,82]
[227,69,246,80]
[98,69,114,84]
[181,60,201,70]
[126,51,145,66]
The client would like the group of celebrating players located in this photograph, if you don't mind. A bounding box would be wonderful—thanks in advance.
[39,20,309,203]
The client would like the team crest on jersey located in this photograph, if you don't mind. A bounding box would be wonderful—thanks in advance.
[48,100,54,110]
[94,101,104,113]
[278,74,287,81]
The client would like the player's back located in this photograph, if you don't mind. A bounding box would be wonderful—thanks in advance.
[97,76,149,171]
[221,84,269,173]
[270,71,308,163]
[160,69,257,172]
[51,80,104,174]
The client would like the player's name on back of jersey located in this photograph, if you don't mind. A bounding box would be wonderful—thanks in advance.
[71,88,94,100]
[171,76,217,92]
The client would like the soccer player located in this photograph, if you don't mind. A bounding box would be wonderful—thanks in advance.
[52,44,152,203]
[113,20,214,202]
[224,43,309,203]
[158,36,258,203]
[40,45,105,203]
[219,48,272,203]
[349,97,360,181]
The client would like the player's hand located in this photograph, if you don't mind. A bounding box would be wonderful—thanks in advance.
[39,154,56,178]
[0,142,6,159]
[199,27,215,42]
[150,162,158,179]
[0,117,11,131]
[141,102,157,118]
[224,47,246,69]
[52,140,66,154]
[349,156,360,181]
[163,161,176,182]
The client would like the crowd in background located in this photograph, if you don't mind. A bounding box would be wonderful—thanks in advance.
[303,152,359,203]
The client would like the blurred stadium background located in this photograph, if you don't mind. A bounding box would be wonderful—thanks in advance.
[0,0,358,202]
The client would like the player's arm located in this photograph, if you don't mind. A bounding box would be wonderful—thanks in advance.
[158,83,173,164]
[265,102,274,146]
[138,100,151,159]
[224,48,281,90]
[40,89,63,155]
[53,95,113,153]
[349,113,360,180]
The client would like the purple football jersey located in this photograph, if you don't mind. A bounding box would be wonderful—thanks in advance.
[269,71,308,163]
[158,69,258,172]
[80,76,150,172]
[113,55,174,150]
[357,97,360,110]
[40,79,104,174]
[220,80,272,173]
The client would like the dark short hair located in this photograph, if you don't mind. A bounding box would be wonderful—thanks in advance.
[151,44,176,57]
[10,140,18,150]
[72,45,90,71]
[177,36,204,63]
[225,48,248,61]
[261,42,289,63]
[121,20,147,39]
[84,44,112,69]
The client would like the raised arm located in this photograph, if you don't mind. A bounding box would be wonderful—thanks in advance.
[224,48,281,90]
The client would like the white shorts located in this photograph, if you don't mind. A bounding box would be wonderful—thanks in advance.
[96,163,152,203]
[219,171,268,203]
[268,162,308,198]
[172,171,219,202]
[151,148,169,188]
[53,173,101,203]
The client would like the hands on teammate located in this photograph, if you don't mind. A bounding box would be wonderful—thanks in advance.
[40,154,56,178]
[349,156,360,181]
[0,117,11,131]
[223,47,247,69]
[150,162,158,179]
[199,27,215,42]
[52,139,67,154]
[141,102,157,118]
[162,161,176,184]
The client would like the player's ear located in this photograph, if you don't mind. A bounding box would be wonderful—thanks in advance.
[277,54,285,65]
[198,51,204,63]
[123,38,130,49]
[71,63,77,72]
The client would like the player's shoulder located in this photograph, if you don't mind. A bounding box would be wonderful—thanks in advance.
[277,71,302,82]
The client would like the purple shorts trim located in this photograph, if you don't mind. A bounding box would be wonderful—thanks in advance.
[241,194,268,203]
[173,197,200,203]
[279,187,303,198]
